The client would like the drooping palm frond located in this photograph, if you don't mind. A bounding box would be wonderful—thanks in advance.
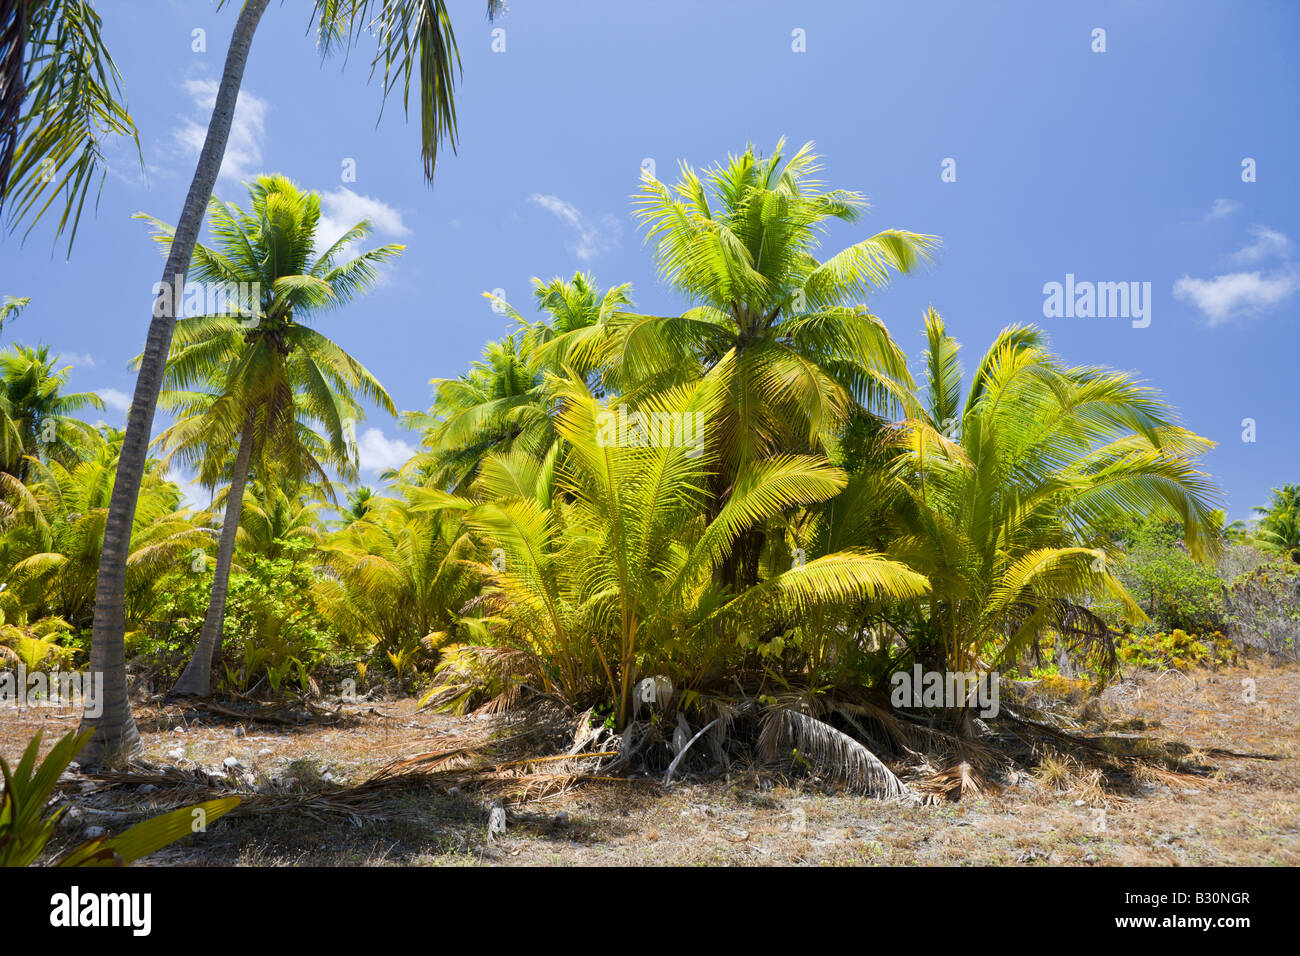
[759,706,906,798]
[0,0,140,251]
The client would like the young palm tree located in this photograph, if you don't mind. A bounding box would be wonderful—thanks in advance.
[889,311,1221,683]
[79,0,503,765]
[0,344,103,481]
[314,494,479,662]
[0,427,205,630]
[458,373,928,729]
[142,175,399,697]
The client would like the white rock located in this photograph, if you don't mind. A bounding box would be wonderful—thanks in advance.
[82,826,106,840]
[166,748,185,761]
[257,748,273,757]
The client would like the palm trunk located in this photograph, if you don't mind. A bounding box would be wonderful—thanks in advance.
[77,0,270,767]
[171,420,254,697]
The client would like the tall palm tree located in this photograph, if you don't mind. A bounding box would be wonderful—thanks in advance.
[0,343,103,481]
[142,175,398,697]
[79,0,503,765]
[618,140,935,588]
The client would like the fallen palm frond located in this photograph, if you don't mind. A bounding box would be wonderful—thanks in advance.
[758,707,906,798]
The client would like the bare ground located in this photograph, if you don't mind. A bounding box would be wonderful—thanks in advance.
[3,662,1297,866]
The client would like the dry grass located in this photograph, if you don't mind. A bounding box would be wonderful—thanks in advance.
[2,661,1297,866]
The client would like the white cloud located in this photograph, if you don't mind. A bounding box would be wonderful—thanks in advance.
[174,79,269,182]
[1229,224,1291,264]
[61,352,97,369]
[528,193,621,261]
[96,387,132,414]
[317,187,411,253]
[1173,269,1299,326]
[356,427,415,474]
[1206,198,1241,221]
[1174,226,1298,326]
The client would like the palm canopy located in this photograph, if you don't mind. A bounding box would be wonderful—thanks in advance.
[0,426,205,629]
[888,310,1221,674]
[138,174,399,489]
[0,343,104,481]
[403,333,550,491]
[1253,484,1300,559]
[608,139,937,484]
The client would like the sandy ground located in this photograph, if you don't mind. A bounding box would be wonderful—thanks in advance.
[3,662,1297,866]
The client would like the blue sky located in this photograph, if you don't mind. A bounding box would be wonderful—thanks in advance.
[2,0,1297,519]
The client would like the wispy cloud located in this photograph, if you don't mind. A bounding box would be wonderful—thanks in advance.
[1174,225,1298,326]
[528,193,621,261]
[61,351,97,369]
[1228,224,1291,264]
[96,387,132,414]
[317,187,411,253]
[357,428,415,474]
[1205,198,1241,221]
[174,79,269,182]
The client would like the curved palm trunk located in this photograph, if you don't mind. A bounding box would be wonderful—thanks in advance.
[77,0,271,766]
[171,420,254,697]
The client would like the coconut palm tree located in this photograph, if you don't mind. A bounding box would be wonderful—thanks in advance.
[404,334,550,491]
[0,344,103,482]
[618,140,936,587]
[1253,484,1300,562]
[314,493,479,663]
[79,0,504,765]
[0,427,205,630]
[140,174,398,697]
[405,274,635,491]
[458,372,929,729]
[888,312,1221,684]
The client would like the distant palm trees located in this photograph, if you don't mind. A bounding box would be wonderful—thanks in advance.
[1254,485,1300,562]
[142,175,400,697]
[0,343,103,482]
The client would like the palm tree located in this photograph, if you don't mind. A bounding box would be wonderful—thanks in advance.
[1254,485,1300,562]
[888,311,1221,685]
[314,493,479,663]
[404,334,550,491]
[142,174,398,697]
[458,373,928,729]
[405,273,635,490]
[620,140,936,587]
[0,344,103,482]
[79,0,503,765]
[0,294,28,335]
[0,427,205,630]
